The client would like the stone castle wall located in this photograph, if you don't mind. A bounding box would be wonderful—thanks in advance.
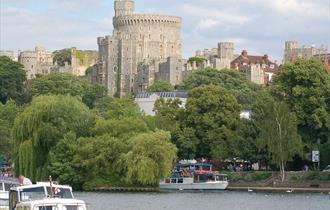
[97,0,182,96]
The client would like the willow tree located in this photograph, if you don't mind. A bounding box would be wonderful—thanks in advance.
[123,131,177,186]
[258,101,303,181]
[12,95,95,181]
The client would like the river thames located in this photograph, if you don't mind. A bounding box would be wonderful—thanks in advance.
[75,191,330,210]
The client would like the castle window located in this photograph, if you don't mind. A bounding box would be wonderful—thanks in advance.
[149,34,151,39]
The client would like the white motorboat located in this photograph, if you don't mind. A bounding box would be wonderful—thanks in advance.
[0,177,20,210]
[8,181,87,210]
[160,163,228,190]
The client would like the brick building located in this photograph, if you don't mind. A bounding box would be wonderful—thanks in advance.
[231,50,279,85]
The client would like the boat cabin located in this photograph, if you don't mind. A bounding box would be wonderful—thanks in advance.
[8,182,86,210]
[194,172,227,183]
[175,163,213,172]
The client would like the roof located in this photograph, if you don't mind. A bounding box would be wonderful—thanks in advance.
[135,91,188,99]
[0,177,19,184]
[11,182,72,191]
[18,198,85,206]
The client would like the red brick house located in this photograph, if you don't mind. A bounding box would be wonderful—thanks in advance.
[231,50,279,85]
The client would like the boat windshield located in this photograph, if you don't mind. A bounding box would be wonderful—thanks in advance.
[36,206,57,210]
[20,187,46,201]
[216,175,228,181]
[36,205,81,210]
[46,187,73,199]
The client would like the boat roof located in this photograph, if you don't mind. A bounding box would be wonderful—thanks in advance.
[18,198,85,206]
[11,182,72,191]
[176,163,213,167]
[0,177,20,184]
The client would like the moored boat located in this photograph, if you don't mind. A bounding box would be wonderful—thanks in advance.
[9,180,87,210]
[0,177,20,210]
[160,162,228,191]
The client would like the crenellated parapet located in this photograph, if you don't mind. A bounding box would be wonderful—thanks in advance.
[113,14,182,28]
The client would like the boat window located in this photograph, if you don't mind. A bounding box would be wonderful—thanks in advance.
[46,187,73,199]
[20,187,45,201]
[177,178,183,183]
[5,183,16,191]
[170,179,177,183]
[36,206,57,210]
[0,182,3,191]
[66,206,78,210]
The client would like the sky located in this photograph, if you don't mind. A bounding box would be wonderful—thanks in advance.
[0,0,329,62]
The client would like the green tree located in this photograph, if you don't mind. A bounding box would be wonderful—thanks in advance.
[0,56,27,104]
[53,49,71,66]
[147,80,174,92]
[180,68,261,109]
[31,73,105,108]
[184,85,241,159]
[187,57,207,66]
[123,131,177,186]
[49,132,129,190]
[320,139,330,169]
[273,59,330,145]
[12,95,96,181]
[258,101,303,181]
[101,97,142,119]
[0,100,22,160]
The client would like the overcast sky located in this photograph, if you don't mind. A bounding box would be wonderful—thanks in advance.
[1,0,329,62]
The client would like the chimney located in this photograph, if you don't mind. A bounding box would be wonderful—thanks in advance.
[242,50,248,56]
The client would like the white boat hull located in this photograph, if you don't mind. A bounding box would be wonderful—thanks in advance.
[0,191,8,200]
[0,191,9,210]
[160,181,228,190]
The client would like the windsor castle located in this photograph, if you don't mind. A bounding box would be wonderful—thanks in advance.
[92,0,182,96]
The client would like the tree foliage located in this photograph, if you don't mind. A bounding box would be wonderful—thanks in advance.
[187,57,207,66]
[12,95,96,181]
[258,101,303,181]
[0,56,27,104]
[0,100,22,160]
[273,59,330,145]
[31,73,105,108]
[147,80,174,92]
[180,68,261,109]
[123,131,177,186]
[53,49,71,66]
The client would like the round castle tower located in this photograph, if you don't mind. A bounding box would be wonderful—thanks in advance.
[112,0,182,60]
[97,0,182,96]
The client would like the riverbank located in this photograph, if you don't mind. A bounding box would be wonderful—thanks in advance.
[89,171,330,193]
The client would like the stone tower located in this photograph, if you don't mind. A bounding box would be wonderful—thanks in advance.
[285,41,299,50]
[114,0,134,16]
[97,0,182,96]
[218,42,234,60]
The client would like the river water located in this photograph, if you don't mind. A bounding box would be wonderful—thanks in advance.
[75,191,330,210]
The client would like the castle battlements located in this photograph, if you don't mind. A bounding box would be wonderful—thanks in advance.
[113,14,181,27]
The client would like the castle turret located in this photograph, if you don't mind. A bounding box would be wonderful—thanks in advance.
[285,41,299,50]
[114,0,135,16]
[218,42,234,60]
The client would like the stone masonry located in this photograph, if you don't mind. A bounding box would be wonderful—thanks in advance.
[97,0,182,96]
